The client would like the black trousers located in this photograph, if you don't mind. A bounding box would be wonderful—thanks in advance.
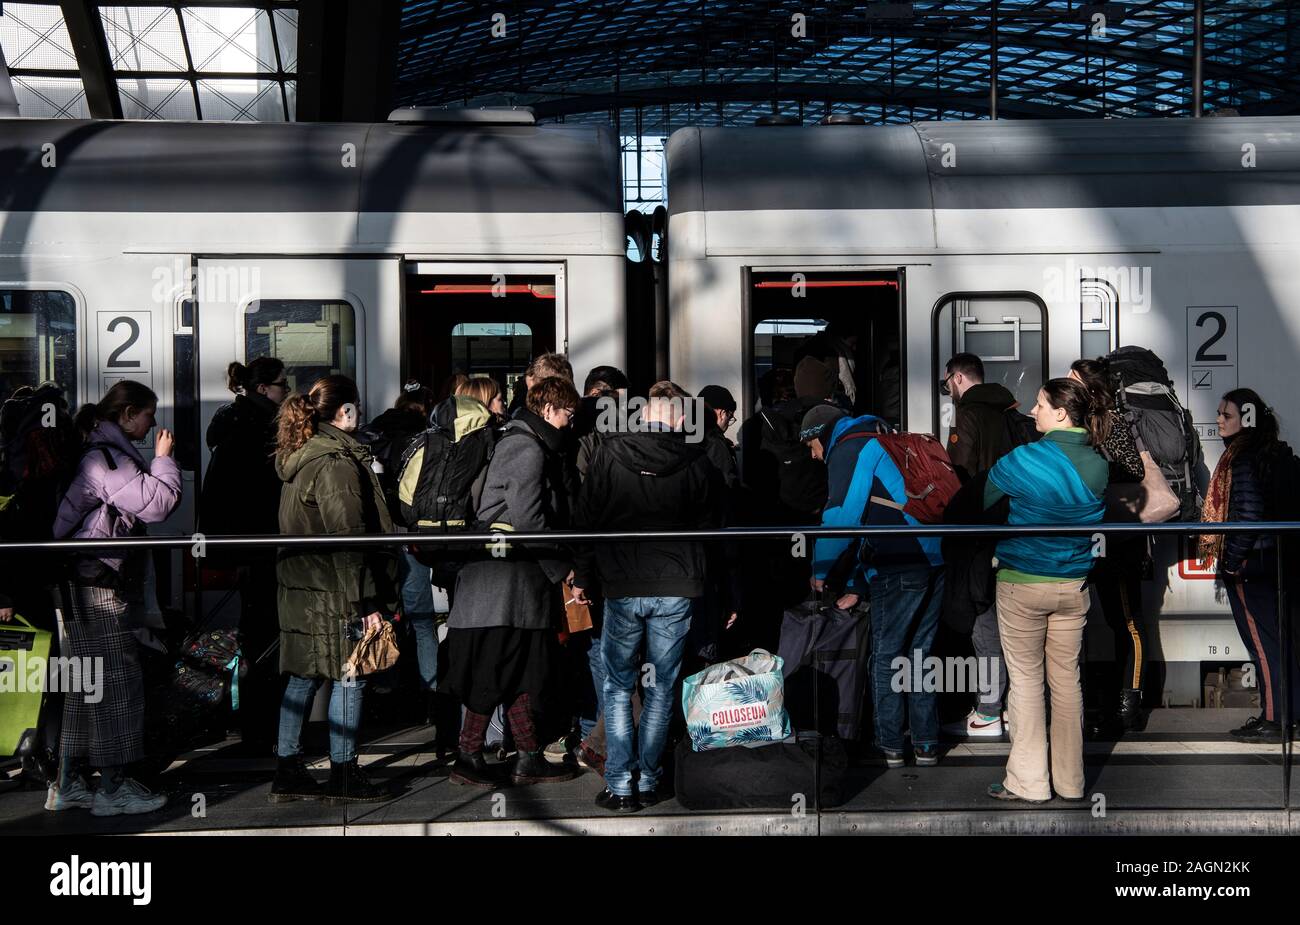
[1092,536,1148,697]
[1223,549,1300,725]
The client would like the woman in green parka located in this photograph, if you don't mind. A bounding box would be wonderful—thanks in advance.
[268,375,399,805]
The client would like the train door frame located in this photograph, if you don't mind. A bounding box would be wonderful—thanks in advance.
[739,265,907,423]
[404,259,569,387]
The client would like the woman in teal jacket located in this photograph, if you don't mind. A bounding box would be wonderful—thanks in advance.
[983,378,1108,803]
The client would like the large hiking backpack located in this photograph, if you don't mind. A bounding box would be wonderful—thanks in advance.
[1105,346,1204,521]
[758,403,828,516]
[0,384,81,543]
[396,396,497,562]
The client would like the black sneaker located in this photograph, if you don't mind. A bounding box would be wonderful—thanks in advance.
[449,751,498,788]
[595,788,642,813]
[268,755,323,804]
[1230,714,1266,737]
[637,786,668,807]
[914,744,940,767]
[511,749,579,785]
[323,759,391,804]
[1232,717,1284,743]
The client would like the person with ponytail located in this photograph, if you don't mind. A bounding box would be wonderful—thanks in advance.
[199,357,288,752]
[1201,388,1300,742]
[46,381,181,816]
[1069,357,1150,734]
[270,375,399,804]
[981,378,1108,803]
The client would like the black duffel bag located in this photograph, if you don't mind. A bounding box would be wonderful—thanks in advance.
[673,732,849,811]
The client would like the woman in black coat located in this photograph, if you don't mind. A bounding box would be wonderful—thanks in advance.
[199,357,288,751]
[1202,388,1300,743]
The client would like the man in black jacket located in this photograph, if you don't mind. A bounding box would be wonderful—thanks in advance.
[941,353,1023,738]
[571,381,719,812]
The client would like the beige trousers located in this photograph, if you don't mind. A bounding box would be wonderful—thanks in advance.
[996,579,1090,801]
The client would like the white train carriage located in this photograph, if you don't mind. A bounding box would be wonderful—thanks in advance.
[1,108,625,612]
[664,115,1300,702]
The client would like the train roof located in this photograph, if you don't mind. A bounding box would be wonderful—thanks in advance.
[666,115,1300,215]
[0,119,621,215]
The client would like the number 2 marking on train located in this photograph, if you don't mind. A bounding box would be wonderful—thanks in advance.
[1193,310,1228,362]
[106,315,142,368]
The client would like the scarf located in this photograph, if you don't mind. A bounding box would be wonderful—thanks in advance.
[1199,439,1240,569]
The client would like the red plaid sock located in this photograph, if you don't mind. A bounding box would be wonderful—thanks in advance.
[506,693,538,753]
[459,709,490,755]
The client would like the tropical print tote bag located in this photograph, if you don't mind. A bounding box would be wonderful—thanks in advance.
[682,648,792,751]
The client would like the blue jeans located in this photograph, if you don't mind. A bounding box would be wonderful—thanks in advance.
[277,675,366,764]
[602,596,693,796]
[868,566,944,752]
[579,630,605,740]
[399,550,437,691]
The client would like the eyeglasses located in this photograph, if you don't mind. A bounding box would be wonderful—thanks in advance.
[939,373,954,397]
[269,380,289,390]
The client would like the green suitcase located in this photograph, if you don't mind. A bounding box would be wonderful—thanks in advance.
[0,614,52,757]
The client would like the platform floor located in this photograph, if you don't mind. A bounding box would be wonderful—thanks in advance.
[2,708,1295,835]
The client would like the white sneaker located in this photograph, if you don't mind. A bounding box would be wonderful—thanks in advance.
[90,778,167,817]
[45,777,95,811]
[941,709,1004,738]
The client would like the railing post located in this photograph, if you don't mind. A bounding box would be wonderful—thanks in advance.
[1279,531,1292,809]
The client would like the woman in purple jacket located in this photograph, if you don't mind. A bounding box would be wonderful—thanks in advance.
[45,381,182,817]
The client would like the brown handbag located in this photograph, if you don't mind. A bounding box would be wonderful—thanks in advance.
[563,582,593,633]
[344,621,401,677]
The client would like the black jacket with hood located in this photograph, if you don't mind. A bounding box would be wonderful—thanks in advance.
[573,428,720,599]
[949,382,1022,482]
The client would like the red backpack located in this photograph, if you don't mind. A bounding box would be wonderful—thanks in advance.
[839,429,960,524]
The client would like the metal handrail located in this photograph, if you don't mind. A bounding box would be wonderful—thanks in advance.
[3,520,1300,553]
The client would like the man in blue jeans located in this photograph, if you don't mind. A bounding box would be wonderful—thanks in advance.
[572,381,720,812]
[802,405,946,769]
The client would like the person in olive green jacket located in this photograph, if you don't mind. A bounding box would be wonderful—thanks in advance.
[268,375,399,806]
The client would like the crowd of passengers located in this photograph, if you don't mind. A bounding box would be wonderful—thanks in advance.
[4,338,1299,817]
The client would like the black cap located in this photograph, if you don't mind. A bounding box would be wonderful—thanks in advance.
[698,385,737,415]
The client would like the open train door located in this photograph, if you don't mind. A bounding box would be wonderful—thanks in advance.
[403,261,566,406]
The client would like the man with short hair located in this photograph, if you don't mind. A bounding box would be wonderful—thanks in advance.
[803,405,945,768]
[941,351,1022,737]
[572,380,719,812]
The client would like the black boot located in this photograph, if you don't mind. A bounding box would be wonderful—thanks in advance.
[268,755,323,804]
[323,759,390,804]
[449,750,498,788]
[511,749,579,785]
[1118,688,1145,731]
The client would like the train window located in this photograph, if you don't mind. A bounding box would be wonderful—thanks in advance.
[0,289,77,403]
[1080,277,1119,357]
[244,299,356,392]
[451,322,533,400]
[934,293,1047,441]
[747,270,902,422]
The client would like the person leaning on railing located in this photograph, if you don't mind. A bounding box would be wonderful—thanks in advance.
[981,378,1109,804]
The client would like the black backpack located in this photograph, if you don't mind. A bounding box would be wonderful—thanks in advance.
[0,384,82,543]
[1105,346,1204,521]
[757,403,828,516]
[396,396,497,565]
[1002,407,1039,453]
